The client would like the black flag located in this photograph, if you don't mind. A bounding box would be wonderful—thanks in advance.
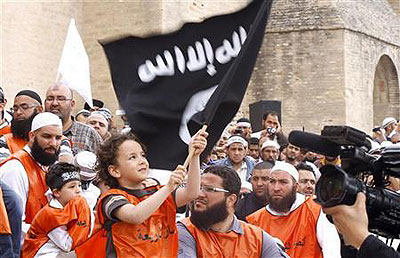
[101,0,273,170]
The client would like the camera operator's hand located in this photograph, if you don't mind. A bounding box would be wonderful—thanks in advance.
[323,192,371,250]
[373,128,386,143]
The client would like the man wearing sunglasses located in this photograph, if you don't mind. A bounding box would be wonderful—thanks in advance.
[177,165,289,258]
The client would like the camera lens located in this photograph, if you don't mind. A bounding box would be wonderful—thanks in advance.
[319,171,345,203]
[316,165,361,207]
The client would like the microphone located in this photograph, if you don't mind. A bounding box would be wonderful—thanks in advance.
[288,130,341,157]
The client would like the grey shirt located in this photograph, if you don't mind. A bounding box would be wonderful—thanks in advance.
[177,215,289,258]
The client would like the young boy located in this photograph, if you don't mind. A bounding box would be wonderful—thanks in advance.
[78,130,207,257]
[21,163,91,258]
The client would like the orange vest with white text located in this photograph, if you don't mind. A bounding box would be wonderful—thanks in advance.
[180,217,263,258]
[0,126,11,137]
[96,186,178,258]
[21,196,91,258]
[4,133,27,154]
[1,149,48,224]
[246,197,323,258]
[0,186,11,234]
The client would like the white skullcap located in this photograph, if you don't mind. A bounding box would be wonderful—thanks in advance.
[382,117,397,128]
[88,112,108,124]
[271,161,299,182]
[31,112,62,132]
[74,151,97,181]
[261,140,280,150]
[236,121,251,128]
[227,135,248,147]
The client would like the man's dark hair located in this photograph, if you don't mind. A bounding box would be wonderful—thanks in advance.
[248,137,259,146]
[295,162,315,176]
[202,165,241,199]
[254,161,274,171]
[262,110,280,121]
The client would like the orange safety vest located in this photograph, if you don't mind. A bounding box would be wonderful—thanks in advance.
[4,133,27,154]
[0,186,11,234]
[75,220,106,258]
[1,149,48,224]
[180,217,264,258]
[21,196,91,258]
[0,126,11,137]
[88,186,178,258]
[246,197,323,258]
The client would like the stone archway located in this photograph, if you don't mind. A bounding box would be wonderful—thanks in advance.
[373,55,399,127]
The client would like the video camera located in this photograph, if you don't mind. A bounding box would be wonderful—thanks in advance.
[289,126,400,238]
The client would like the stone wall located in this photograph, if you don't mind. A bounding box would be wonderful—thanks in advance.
[240,0,400,135]
[242,29,346,135]
[344,31,400,132]
[0,1,164,118]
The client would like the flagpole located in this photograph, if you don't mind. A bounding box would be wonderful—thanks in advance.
[183,124,208,169]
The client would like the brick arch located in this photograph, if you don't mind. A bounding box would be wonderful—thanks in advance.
[373,55,399,126]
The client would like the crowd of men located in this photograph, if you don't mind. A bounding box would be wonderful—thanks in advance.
[0,84,399,257]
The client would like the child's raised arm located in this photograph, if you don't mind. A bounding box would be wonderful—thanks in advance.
[113,169,186,225]
[175,130,208,207]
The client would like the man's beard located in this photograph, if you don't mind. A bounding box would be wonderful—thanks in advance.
[268,186,297,213]
[265,157,276,164]
[190,199,229,230]
[10,110,38,141]
[31,138,59,166]
[286,154,296,161]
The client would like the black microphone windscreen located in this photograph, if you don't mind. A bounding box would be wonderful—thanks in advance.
[288,130,341,157]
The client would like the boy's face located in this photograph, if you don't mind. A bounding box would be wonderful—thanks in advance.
[110,140,149,189]
[54,180,82,206]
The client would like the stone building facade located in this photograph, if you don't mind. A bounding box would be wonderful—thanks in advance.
[242,0,400,134]
[1,0,399,134]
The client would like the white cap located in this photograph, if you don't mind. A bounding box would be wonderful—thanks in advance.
[271,161,299,182]
[236,121,251,128]
[88,112,108,125]
[261,140,280,151]
[31,112,62,132]
[226,135,248,148]
[74,151,97,181]
[382,117,397,128]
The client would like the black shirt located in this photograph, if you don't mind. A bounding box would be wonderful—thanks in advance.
[357,235,399,258]
[235,192,266,221]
